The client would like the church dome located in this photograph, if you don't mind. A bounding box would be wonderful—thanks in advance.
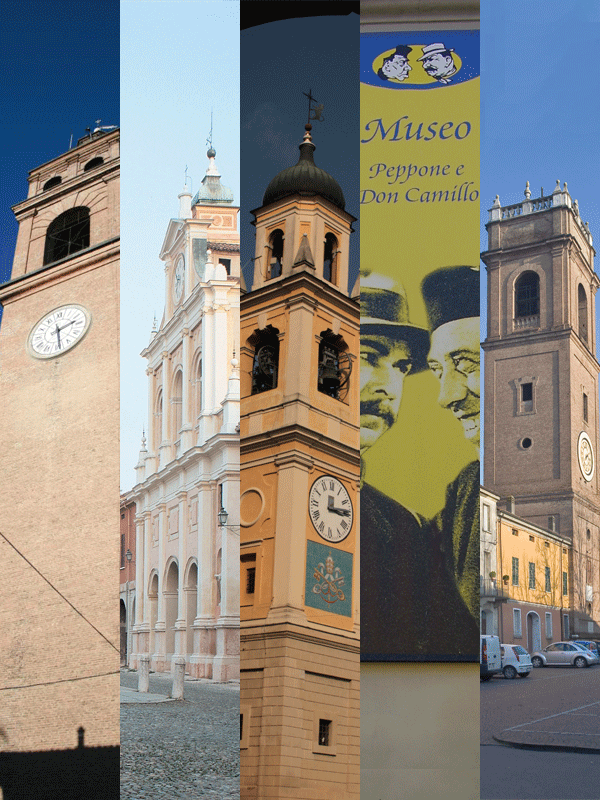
[262,126,345,210]
[192,147,234,206]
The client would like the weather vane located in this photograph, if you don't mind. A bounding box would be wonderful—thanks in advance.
[302,90,324,124]
[206,110,213,149]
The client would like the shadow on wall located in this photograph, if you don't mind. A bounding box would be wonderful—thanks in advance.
[0,728,119,800]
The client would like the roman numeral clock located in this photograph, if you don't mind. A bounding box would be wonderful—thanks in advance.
[309,475,353,543]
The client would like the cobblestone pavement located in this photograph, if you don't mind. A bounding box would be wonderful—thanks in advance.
[120,669,239,799]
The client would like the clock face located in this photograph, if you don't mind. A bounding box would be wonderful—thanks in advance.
[578,431,595,482]
[28,304,91,359]
[173,254,185,303]
[309,475,353,543]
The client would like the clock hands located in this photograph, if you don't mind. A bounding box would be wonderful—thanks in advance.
[327,496,351,517]
[51,318,78,349]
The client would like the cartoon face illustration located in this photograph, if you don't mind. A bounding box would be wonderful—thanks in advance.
[418,43,457,83]
[382,54,410,80]
[377,45,413,82]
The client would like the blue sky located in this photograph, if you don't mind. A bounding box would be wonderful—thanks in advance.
[2,1,598,488]
[480,1,600,482]
[481,1,600,338]
[120,0,240,489]
[0,0,119,284]
[240,13,360,294]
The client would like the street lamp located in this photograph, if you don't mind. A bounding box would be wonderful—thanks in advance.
[126,549,133,563]
[218,505,239,533]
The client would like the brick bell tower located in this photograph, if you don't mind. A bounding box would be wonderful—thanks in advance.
[240,123,360,799]
[0,127,120,755]
[482,181,600,638]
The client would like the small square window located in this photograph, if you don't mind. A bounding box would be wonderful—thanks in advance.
[318,719,331,747]
[529,535,534,542]
[246,567,256,595]
[522,383,533,402]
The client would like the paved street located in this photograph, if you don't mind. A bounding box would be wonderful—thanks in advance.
[481,664,600,799]
[120,669,239,799]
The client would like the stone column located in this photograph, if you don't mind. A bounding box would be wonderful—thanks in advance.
[153,501,167,670]
[199,306,214,443]
[174,489,188,661]
[194,482,215,678]
[213,462,240,682]
[180,327,193,451]
[267,452,312,625]
[159,351,171,467]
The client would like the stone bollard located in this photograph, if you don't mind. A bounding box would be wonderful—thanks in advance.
[171,657,186,700]
[138,654,150,693]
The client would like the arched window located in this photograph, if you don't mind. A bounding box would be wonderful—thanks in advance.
[268,229,284,279]
[43,176,62,191]
[578,284,588,343]
[84,156,104,172]
[318,330,351,401]
[154,389,163,451]
[43,207,90,265]
[193,356,202,416]
[323,233,338,283]
[172,370,183,438]
[515,271,540,318]
[251,326,279,395]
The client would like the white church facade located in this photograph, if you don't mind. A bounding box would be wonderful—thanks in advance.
[128,146,240,681]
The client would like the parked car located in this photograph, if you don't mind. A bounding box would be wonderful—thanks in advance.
[572,640,600,657]
[480,635,501,681]
[531,641,600,668]
[500,644,532,678]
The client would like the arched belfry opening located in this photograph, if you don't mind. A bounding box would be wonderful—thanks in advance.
[317,330,351,401]
[43,176,62,191]
[44,206,90,265]
[514,271,540,319]
[268,229,284,279]
[249,326,280,394]
[323,233,338,284]
[578,283,588,344]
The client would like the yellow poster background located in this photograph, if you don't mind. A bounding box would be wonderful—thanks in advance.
[361,77,480,517]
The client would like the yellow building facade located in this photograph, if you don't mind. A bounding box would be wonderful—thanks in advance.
[496,507,572,650]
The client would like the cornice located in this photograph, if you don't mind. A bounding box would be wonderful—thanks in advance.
[12,161,119,218]
[0,238,120,303]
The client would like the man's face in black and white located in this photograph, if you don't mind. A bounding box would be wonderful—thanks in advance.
[426,317,480,448]
[421,52,454,80]
[360,333,413,454]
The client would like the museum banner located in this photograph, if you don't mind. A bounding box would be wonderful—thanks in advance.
[360,30,480,661]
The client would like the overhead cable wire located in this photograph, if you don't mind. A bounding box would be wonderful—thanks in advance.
[0,531,119,653]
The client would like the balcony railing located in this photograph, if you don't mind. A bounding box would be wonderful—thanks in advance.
[513,314,540,330]
[480,578,509,600]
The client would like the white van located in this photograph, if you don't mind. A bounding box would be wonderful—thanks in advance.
[480,635,501,681]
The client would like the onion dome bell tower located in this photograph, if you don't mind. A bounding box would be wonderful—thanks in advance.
[240,121,359,799]
[248,124,354,295]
